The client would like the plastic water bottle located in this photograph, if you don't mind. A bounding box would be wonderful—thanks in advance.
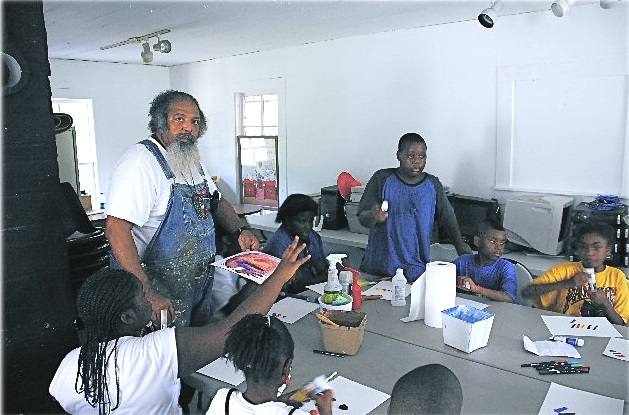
[391,268,407,307]
[584,267,596,291]
[339,271,353,296]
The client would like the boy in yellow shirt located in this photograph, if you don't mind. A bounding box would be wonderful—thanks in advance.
[522,223,629,325]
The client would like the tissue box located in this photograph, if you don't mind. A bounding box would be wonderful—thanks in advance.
[441,305,495,353]
[318,311,367,355]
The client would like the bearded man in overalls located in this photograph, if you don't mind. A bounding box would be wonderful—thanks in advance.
[105,90,259,329]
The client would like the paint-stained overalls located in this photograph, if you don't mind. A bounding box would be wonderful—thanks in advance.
[115,139,217,327]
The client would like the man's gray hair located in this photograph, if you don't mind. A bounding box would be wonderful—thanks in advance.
[148,90,207,137]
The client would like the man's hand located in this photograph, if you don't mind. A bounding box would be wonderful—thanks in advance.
[272,237,311,284]
[457,276,479,293]
[571,272,589,288]
[238,229,260,251]
[372,203,389,224]
[145,288,175,323]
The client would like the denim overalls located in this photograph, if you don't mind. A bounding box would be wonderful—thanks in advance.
[115,139,217,327]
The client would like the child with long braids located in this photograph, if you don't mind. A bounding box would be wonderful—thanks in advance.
[207,314,333,415]
[50,238,309,414]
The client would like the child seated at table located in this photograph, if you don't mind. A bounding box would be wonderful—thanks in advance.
[206,314,333,415]
[263,194,329,293]
[454,221,517,303]
[521,222,629,325]
[357,132,470,282]
[388,364,462,415]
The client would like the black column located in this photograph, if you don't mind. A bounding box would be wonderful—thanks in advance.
[3,1,79,412]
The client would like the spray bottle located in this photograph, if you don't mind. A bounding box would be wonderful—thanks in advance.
[323,254,346,304]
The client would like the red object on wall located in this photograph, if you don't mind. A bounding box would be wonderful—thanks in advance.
[263,180,278,200]
[243,179,256,197]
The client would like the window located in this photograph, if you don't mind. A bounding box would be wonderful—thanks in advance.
[237,94,279,207]
[52,98,100,199]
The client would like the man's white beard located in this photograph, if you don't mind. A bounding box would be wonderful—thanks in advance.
[165,138,204,184]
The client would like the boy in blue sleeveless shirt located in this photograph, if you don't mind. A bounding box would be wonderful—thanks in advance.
[454,221,517,302]
[357,133,470,282]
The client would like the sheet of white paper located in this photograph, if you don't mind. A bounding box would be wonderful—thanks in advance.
[211,251,280,284]
[267,297,319,324]
[603,337,629,362]
[455,296,490,310]
[196,357,245,386]
[300,376,390,415]
[541,316,622,338]
[306,282,326,296]
[523,335,581,358]
[401,272,426,323]
[537,382,624,415]
[363,280,410,301]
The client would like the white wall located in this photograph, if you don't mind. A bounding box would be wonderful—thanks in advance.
[170,3,627,203]
[49,59,170,197]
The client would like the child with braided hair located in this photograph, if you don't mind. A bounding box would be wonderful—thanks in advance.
[206,314,333,415]
[50,238,309,414]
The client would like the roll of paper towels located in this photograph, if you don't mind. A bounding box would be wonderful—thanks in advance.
[424,261,456,328]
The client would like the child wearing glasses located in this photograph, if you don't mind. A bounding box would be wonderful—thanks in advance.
[454,221,517,303]
[357,132,470,282]
[522,222,629,325]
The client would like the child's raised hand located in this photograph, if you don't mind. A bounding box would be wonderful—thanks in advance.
[372,203,389,223]
[273,237,311,283]
[570,272,589,288]
[313,389,334,415]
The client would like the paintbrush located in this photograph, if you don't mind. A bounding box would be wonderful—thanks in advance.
[315,313,340,328]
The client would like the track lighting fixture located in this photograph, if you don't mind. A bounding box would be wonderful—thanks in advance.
[551,0,575,17]
[153,38,172,54]
[140,42,153,64]
[478,0,503,28]
[100,29,172,64]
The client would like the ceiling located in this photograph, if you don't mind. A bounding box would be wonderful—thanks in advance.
[44,0,561,67]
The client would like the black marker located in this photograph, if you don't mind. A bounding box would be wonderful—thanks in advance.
[313,349,347,358]
[280,292,317,303]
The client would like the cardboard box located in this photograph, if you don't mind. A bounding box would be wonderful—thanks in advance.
[318,311,367,355]
[79,195,92,211]
[441,305,495,353]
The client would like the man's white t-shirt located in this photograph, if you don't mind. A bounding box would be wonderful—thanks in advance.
[207,388,310,415]
[106,137,217,258]
[49,328,181,415]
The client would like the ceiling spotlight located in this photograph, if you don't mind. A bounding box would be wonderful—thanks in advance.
[153,38,172,53]
[140,42,153,63]
[600,0,622,8]
[551,0,575,17]
[478,0,503,28]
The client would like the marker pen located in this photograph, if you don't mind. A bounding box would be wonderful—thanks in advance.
[313,349,347,358]
[549,335,584,347]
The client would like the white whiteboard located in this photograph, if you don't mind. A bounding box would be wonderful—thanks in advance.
[496,60,628,197]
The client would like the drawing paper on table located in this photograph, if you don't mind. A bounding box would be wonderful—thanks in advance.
[541,316,622,338]
[603,337,629,362]
[212,251,280,284]
[537,383,623,415]
[363,280,410,301]
[306,282,326,296]
[300,376,390,415]
[456,296,489,310]
[523,335,581,358]
[196,357,245,386]
[267,297,319,324]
